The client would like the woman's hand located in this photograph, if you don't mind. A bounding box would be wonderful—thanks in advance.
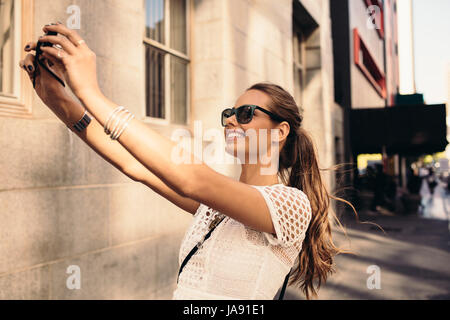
[37,22,101,101]
[19,41,72,110]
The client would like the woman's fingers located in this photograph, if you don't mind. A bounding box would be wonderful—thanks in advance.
[23,53,36,73]
[19,56,35,81]
[38,34,76,55]
[40,46,68,62]
[18,59,29,76]
[42,23,85,48]
[41,51,57,67]
[24,41,37,52]
[41,51,65,78]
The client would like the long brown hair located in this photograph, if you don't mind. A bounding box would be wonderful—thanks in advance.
[247,82,358,300]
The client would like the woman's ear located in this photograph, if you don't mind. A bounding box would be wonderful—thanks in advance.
[277,121,290,144]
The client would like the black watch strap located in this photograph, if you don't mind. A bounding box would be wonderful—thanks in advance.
[73,111,92,132]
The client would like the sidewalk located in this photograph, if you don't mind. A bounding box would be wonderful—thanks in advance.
[282,209,450,300]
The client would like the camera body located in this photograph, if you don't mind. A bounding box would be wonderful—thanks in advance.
[37,30,57,53]
[33,30,64,88]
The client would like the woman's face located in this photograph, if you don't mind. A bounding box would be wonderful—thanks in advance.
[223,89,282,162]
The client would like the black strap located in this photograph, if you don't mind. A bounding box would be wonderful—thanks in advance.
[177,216,225,283]
[177,215,292,300]
[278,270,290,300]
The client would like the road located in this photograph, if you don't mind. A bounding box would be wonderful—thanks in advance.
[282,193,450,300]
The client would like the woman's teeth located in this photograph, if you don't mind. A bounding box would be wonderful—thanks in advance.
[226,131,245,139]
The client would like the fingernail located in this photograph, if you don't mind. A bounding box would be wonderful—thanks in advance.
[27,65,33,72]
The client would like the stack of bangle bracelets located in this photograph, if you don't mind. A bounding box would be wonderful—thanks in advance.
[104,106,135,140]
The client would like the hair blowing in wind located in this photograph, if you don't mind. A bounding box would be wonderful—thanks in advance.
[247,82,358,300]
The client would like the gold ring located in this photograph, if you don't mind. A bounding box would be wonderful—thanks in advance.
[57,49,62,58]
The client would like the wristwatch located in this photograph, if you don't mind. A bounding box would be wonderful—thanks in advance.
[73,110,92,132]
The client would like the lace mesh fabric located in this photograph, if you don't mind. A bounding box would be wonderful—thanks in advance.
[253,184,313,266]
[173,184,312,300]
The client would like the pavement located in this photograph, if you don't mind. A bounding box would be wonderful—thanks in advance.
[281,188,450,300]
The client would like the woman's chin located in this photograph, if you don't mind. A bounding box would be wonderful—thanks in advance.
[225,140,247,157]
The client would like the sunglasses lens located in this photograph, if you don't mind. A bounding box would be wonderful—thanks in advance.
[236,105,253,124]
[221,109,233,126]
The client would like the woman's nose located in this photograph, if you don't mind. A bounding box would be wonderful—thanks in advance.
[225,113,238,127]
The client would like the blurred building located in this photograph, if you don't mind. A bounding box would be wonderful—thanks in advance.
[397,0,416,94]
[330,0,400,179]
[446,65,450,160]
[330,0,447,192]
[0,0,340,299]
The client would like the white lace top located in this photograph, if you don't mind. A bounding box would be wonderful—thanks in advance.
[172,183,312,300]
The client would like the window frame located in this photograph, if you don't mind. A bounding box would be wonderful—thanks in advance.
[292,23,306,108]
[353,28,386,99]
[143,0,191,126]
[0,0,33,118]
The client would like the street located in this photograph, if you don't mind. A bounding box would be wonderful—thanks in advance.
[283,189,450,300]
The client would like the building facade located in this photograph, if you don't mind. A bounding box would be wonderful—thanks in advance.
[0,0,338,299]
[330,0,399,181]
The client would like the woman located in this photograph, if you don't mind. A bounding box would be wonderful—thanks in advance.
[19,23,351,300]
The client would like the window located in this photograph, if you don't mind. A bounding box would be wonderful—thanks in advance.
[293,23,305,107]
[353,28,386,98]
[0,0,33,118]
[144,0,190,125]
[292,0,318,109]
[0,0,15,95]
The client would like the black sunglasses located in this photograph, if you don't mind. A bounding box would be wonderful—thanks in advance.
[221,104,286,127]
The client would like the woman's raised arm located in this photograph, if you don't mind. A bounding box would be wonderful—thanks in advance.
[20,41,200,216]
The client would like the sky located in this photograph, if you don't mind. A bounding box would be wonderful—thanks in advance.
[412,0,450,104]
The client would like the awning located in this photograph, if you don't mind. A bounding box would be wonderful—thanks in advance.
[350,104,448,156]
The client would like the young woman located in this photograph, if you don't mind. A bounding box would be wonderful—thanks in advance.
[19,23,351,300]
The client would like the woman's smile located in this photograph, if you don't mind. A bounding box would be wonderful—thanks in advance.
[225,129,246,143]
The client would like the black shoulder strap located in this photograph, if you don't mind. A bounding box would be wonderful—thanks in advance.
[177,216,225,283]
[278,271,291,300]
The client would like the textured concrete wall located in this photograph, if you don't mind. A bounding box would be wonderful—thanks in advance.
[1,0,339,299]
[0,0,192,300]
